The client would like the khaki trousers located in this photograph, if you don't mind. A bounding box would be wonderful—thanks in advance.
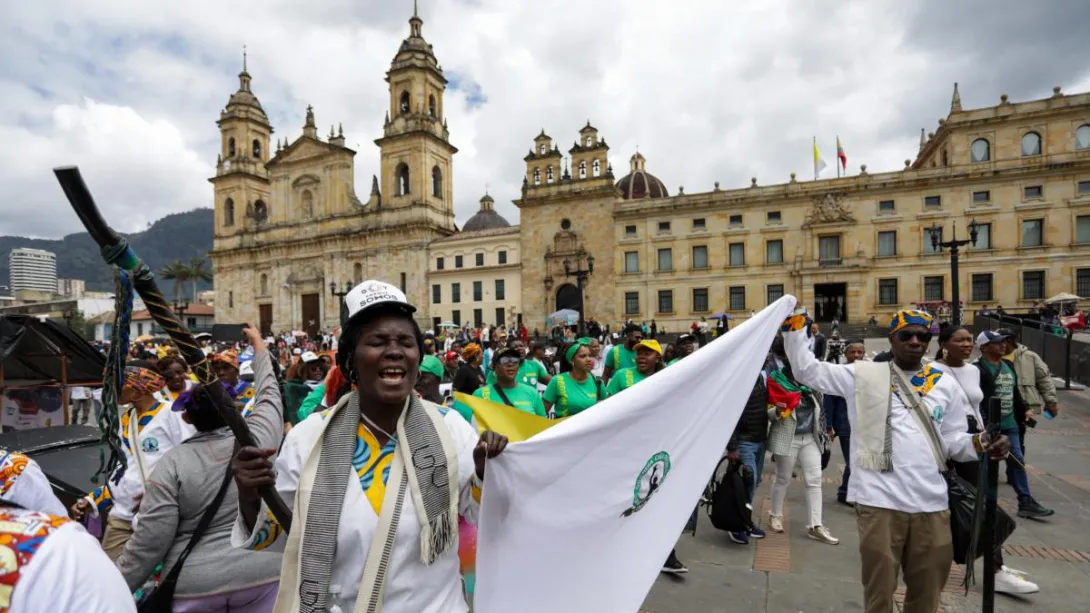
[856,504,952,613]
[102,514,135,562]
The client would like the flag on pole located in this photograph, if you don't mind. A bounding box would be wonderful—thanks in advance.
[473,296,798,613]
[836,136,847,171]
[813,137,827,180]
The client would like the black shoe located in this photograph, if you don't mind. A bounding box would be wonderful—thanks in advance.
[1017,497,1055,519]
[661,552,689,574]
[837,493,855,508]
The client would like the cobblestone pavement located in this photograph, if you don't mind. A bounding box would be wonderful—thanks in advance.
[639,386,1090,613]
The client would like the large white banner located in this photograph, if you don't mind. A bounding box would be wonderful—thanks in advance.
[474,296,797,613]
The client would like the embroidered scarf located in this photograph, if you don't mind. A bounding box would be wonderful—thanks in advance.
[296,391,459,613]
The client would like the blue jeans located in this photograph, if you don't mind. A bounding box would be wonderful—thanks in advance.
[736,440,766,504]
[1003,427,1031,498]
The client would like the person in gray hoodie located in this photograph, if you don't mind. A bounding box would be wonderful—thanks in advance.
[117,326,282,612]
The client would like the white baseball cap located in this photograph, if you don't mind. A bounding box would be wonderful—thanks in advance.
[344,280,416,321]
[300,351,320,363]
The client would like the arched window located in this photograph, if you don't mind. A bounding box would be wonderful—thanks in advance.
[539,144,546,154]
[428,95,437,118]
[1021,131,1042,157]
[970,138,990,162]
[578,161,587,179]
[546,167,554,183]
[432,166,442,198]
[259,274,268,296]
[592,159,601,177]
[1076,124,1090,150]
[253,200,268,221]
[227,137,236,157]
[395,163,410,196]
[252,139,262,160]
[224,198,235,226]
[353,263,363,284]
[399,91,411,115]
[301,189,314,217]
[533,168,541,185]
[585,136,592,147]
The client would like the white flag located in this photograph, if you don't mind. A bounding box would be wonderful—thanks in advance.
[474,296,798,613]
[813,136,827,180]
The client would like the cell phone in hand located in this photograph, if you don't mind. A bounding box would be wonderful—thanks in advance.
[211,324,247,344]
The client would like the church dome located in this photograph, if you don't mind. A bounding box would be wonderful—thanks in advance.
[615,152,669,199]
[462,193,511,231]
[224,67,268,120]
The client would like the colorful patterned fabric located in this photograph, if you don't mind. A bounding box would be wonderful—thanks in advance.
[0,453,28,497]
[890,363,944,399]
[461,343,482,362]
[120,402,165,453]
[89,485,114,515]
[124,367,166,397]
[212,350,240,369]
[246,509,285,552]
[458,516,478,599]
[353,423,397,514]
[0,508,70,611]
[889,310,934,333]
[781,314,808,333]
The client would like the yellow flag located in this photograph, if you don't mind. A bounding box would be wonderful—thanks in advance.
[453,392,563,443]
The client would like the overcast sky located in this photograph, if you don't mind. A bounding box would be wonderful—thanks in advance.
[2,0,1088,239]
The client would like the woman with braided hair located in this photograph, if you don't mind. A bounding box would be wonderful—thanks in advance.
[231,281,508,613]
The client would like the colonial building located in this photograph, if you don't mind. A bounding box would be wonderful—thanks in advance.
[426,193,521,331]
[210,8,459,335]
[517,86,1090,329]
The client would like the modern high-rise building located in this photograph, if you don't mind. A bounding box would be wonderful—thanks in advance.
[9,248,58,294]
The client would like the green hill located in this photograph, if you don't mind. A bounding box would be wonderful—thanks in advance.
[1,208,214,297]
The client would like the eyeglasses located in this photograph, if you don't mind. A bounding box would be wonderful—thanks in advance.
[895,330,932,344]
[497,356,521,366]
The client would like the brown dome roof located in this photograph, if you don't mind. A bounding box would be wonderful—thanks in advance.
[462,193,511,231]
[615,152,668,199]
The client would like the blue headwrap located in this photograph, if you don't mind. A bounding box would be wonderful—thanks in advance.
[889,310,934,334]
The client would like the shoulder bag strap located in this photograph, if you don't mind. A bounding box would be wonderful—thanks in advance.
[492,384,516,408]
[889,364,946,470]
[163,462,234,581]
[595,377,605,401]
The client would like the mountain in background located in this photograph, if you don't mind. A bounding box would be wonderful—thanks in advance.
[1,208,214,297]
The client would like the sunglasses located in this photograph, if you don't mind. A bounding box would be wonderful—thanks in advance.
[895,330,932,343]
[497,356,522,366]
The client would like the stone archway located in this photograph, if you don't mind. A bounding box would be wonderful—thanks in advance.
[556,283,581,312]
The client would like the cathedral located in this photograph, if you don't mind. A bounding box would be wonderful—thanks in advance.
[212,7,1090,335]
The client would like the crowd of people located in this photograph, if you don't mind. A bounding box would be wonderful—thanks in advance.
[0,281,1065,612]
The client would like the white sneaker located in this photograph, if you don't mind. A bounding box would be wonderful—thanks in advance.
[1001,565,1030,577]
[769,514,784,533]
[995,566,1039,595]
[807,525,840,545]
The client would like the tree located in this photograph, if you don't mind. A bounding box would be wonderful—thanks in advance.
[160,260,190,300]
[187,257,213,301]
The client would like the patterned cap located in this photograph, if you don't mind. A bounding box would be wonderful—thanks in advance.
[889,310,934,334]
[461,343,482,361]
[124,366,166,397]
[211,350,240,369]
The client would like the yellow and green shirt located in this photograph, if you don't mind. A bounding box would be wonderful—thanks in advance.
[606,345,636,371]
[486,360,549,388]
[605,367,650,395]
[543,372,604,417]
[474,383,547,417]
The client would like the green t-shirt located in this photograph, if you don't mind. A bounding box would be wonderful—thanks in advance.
[982,360,1018,430]
[473,382,547,417]
[667,358,680,367]
[605,367,649,396]
[486,360,549,388]
[543,372,604,417]
[606,345,636,372]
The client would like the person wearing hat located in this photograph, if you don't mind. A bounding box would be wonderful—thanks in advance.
[543,338,607,418]
[997,327,1059,475]
[605,339,663,396]
[71,362,196,561]
[442,351,460,383]
[231,280,508,612]
[602,323,644,384]
[0,452,137,612]
[212,349,256,410]
[668,334,696,366]
[975,329,1054,519]
[416,354,446,404]
[780,309,1010,613]
[453,343,487,397]
[474,347,546,417]
[485,338,552,389]
[117,327,282,610]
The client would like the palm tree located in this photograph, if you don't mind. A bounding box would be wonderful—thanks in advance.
[187,257,213,301]
[160,260,190,300]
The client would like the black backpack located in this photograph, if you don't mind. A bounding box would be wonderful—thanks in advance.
[703,457,754,533]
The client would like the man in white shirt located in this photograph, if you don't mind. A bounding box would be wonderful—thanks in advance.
[69,386,94,425]
[782,309,1009,613]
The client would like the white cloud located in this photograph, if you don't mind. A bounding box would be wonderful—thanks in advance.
[2,0,1088,238]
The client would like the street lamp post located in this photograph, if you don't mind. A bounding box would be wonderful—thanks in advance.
[563,252,594,337]
[330,280,351,326]
[927,218,980,326]
[172,298,189,335]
